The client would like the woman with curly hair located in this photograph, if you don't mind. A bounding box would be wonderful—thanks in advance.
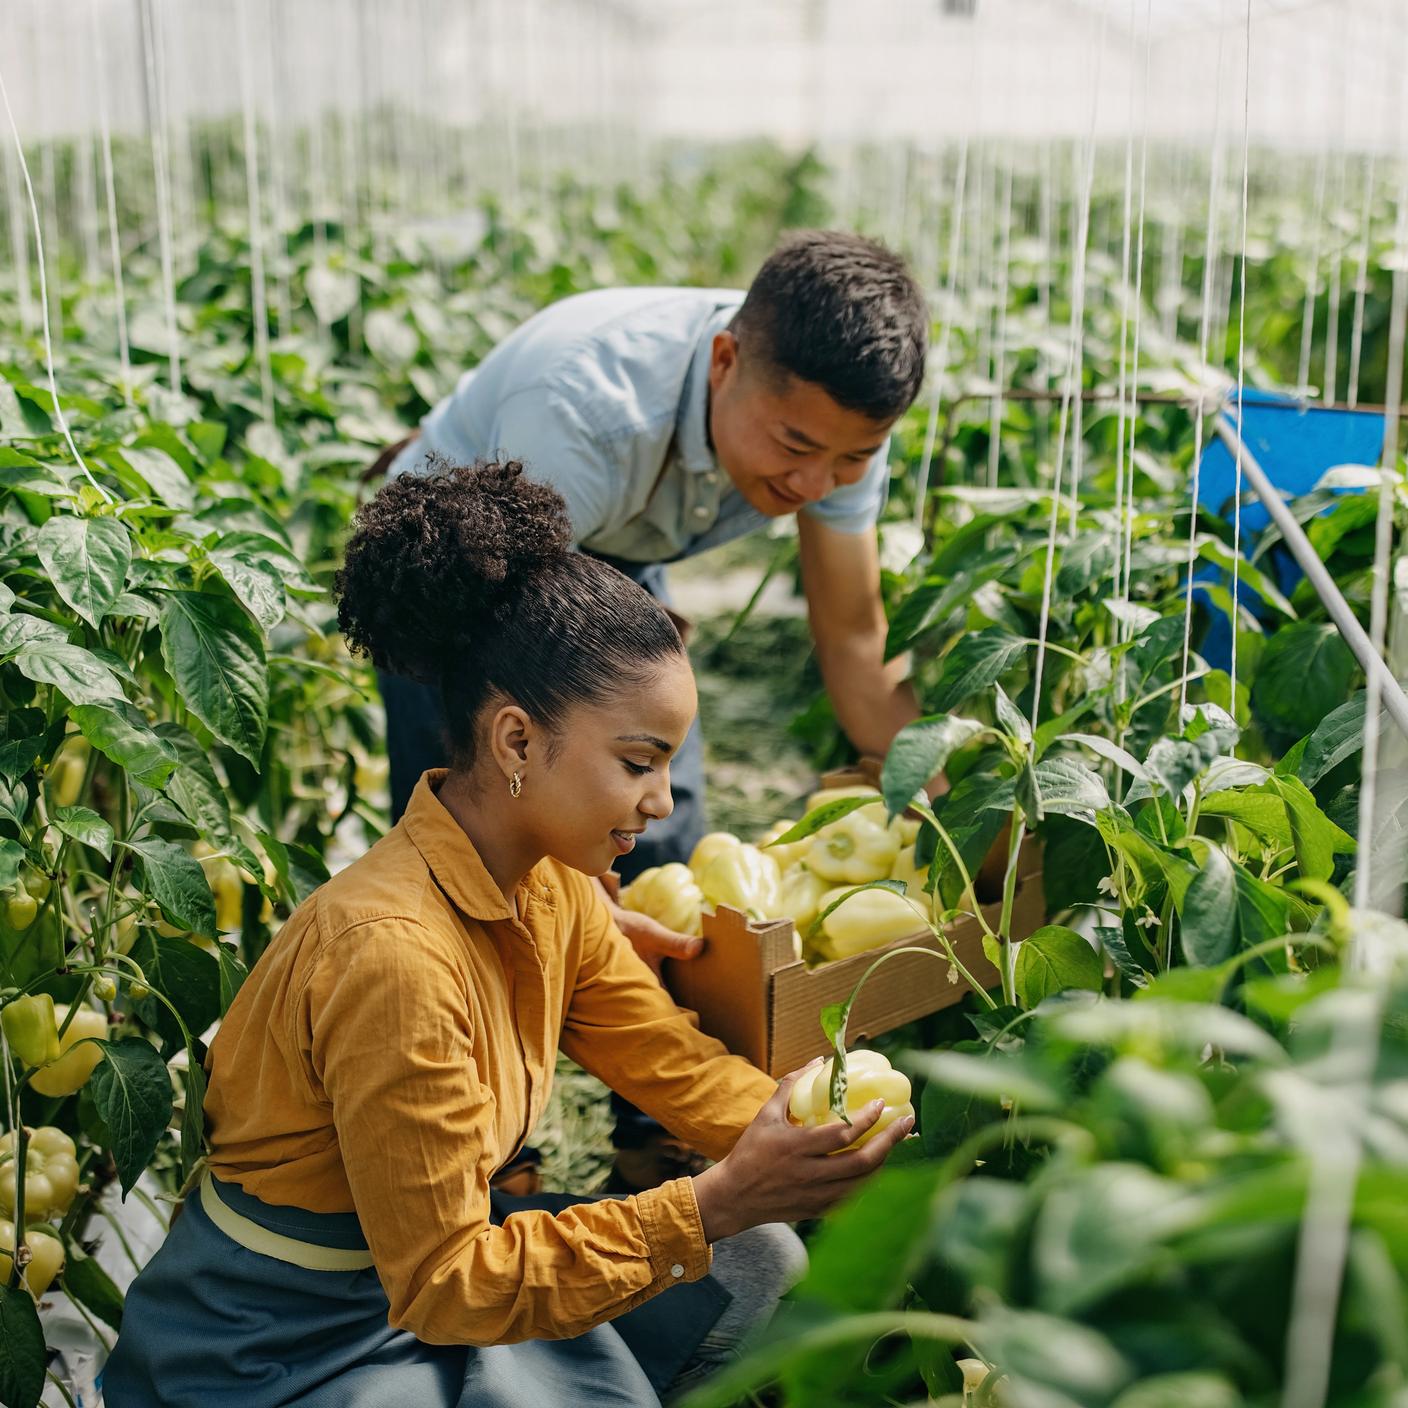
[102,460,913,1408]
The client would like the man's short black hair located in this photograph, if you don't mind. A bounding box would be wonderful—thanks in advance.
[732,230,928,423]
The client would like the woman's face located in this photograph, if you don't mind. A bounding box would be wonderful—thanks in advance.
[517,652,698,877]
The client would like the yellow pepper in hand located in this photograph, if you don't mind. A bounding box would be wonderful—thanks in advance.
[695,843,781,919]
[817,884,926,960]
[619,863,704,937]
[28,1005,107,1099]
[1,994,60,1069]
[807,808,900,885]
[787,1049,915,1148]
[0,1218,64,1297]
[0,1126,79,1222]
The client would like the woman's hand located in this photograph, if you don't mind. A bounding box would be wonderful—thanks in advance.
[596,878,703,978]
[691,1059,915,1242]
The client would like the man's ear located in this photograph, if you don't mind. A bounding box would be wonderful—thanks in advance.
[709,330,740,392]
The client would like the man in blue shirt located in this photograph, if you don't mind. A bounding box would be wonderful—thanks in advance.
[379,230,929,1181]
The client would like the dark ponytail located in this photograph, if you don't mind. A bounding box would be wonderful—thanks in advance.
[335,458,685,762]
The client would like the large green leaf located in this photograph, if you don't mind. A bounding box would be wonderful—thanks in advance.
[880,714,985,817]
[1179,845,1237,967]
[795,1161,942,1313]
[127,932,222,1048]
[89,1037,175,1197]
[70,700,179,787]
[52,805,114,861]
[984,756,1111,824]
[207,550,287,631]
[931,628,1029,712]
[1014,925,1104,1007]
[1251,622,1357,738]
[12,641,124,706]
[159,590,269,764]
[1284,690,1367,787]
[34,515,131,627]
[0,1283,45,1408]
[125,836,217,937]
[1267,775,1354,882]
[63,1248,125,1332]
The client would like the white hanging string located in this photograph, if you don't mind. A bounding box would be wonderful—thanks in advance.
[3,122,34,333]
[912,137,970,528]
[236,0,275,425]
[1120,0,1154,620]
[1323,158,1344,404]
[0,54,109,501]
[1348,152,1377,409]
[1031,5,1106,732]
[1227,0,1253,706]
[1112,12,1138,614]
[1179,14,1231,715]
[140,0,182,396]
[1296,150,1327,397]
[986,160,1013,490]
[88,0,131,403]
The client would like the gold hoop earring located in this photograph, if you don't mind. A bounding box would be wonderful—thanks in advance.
[509,771,523,798]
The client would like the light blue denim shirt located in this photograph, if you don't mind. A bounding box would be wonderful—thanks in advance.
[390,287,890,563]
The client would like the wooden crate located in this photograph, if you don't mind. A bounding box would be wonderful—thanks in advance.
[667,816,1045,1077]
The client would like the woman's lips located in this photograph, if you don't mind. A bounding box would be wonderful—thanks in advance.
[611,829,639,855]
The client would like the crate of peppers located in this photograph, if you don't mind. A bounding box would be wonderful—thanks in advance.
[619,770,1044,1076]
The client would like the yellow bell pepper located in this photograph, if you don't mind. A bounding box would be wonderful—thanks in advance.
[1,994,60,1069]
[48,738,89,810]
[817,884,926,960]
[688,832,743,875]
[787,1049,914,1148]
[28,1005,107,1099]
[807,808,900,885]
[0,1126,79,1222]
[776,866,830,931]
[889,844,934,919]
[893,814,922,847]
[696,843,781,918]
[804,783,882,811]
[619,863,704,936]
[757,819,812,872]
[194,842,244,932]
[0,1218,64,1297]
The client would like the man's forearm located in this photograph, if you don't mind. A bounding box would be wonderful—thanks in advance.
[817,641,921,759]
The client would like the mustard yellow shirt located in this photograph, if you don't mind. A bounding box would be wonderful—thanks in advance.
[204,770,776,1347]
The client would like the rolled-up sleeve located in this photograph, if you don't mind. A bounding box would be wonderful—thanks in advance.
[307,918,719,1346]
[557,874,777,1162]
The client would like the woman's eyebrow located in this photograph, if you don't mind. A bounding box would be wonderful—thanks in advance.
[616,733,674,753]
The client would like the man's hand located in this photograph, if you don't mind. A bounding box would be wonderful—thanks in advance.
[595,877,703,978]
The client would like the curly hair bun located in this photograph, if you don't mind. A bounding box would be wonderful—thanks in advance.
[335,457,572,682]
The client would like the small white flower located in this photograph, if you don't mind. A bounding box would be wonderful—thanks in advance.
[1097,875,1119,899]
[1135,908,1162,930]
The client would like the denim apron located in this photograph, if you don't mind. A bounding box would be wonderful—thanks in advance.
[101,1171,728,1407]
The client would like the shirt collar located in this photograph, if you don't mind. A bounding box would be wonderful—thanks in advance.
[675,304,734,476]
[401,768,518,922]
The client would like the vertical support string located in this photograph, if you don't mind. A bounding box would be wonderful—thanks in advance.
[89,0,131,402]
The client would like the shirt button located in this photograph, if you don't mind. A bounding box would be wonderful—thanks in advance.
[692,505,710,523]
[670,1263,685,1279]
[703,471,718,486]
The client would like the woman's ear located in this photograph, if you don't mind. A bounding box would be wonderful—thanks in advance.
[487,703,533,782]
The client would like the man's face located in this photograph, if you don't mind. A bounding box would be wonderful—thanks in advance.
[707,332,896,518]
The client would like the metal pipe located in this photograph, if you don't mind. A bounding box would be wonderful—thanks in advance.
[1212,415,1408,744]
